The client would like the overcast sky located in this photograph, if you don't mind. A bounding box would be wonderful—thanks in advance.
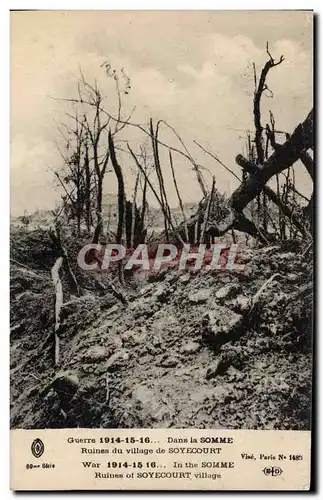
[11,10,313,215]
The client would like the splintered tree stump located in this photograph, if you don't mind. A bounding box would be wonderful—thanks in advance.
[51,257,63,366]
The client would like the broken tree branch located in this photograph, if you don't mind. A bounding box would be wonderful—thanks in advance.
[300,151,314,180]
[235,155,311,239]
[200,176,215,244]
[253,43,285,165]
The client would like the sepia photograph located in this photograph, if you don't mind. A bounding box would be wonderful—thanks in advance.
[10,10,313,436]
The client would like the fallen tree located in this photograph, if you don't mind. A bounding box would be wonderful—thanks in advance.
[202,43,313,242]
[206,109,313,239]
[182,106,313,243]
[231,109,313,213]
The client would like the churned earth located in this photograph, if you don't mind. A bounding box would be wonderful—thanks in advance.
[10,228,312,430]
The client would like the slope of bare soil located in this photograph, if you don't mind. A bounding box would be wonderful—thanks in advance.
[10,229,312,430]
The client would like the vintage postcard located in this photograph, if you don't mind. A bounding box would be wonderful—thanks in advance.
[10,10,313,490]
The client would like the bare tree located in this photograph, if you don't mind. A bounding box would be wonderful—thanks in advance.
[109,131,126,285]
[52,66,132,243]
[203,45,313,242]
[52,111,89,237]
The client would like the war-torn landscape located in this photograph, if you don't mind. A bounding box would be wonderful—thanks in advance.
[11,14,313,430]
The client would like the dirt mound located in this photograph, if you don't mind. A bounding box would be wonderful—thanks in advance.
[10,229,312,430]
[10,227,58,270]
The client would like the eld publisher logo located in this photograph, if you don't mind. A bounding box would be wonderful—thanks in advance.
[262,466,283,477]
[31,438,45,459]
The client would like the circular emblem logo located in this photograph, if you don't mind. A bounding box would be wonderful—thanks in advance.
[31,438,45,458]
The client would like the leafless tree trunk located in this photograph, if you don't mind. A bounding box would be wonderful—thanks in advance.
[150,119,172,241]
[84,143,92,233]
[109,131,125,286]
[130,170,140,248]
[51,257,63,367]
[169,150,189,242]
[200,177,215,245]
[127,144,184,245]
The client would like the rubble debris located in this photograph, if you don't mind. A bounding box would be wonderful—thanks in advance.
[10,231,312,430]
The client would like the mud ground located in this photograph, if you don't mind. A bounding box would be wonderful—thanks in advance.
[10,228,312,430]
